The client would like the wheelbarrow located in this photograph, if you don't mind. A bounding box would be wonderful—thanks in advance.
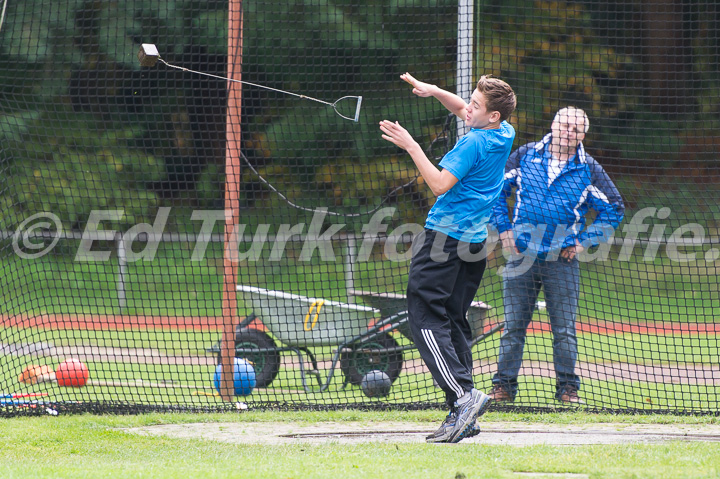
[209,285,408,392]
[209,285,502,393]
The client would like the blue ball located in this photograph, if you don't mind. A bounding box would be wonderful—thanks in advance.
[214,358,256,396]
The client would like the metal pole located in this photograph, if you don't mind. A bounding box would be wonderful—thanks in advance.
[345,235,357,303]
[457,0,474,139]
[220,0,243,402]
[116,233,127,311]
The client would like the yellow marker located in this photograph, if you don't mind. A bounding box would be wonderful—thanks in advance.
[303,300,325,331]
[192,391,219,397]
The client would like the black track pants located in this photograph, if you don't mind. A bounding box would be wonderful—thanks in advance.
[407,229,487,406]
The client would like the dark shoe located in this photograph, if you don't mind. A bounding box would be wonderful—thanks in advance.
[557,385,585,404]
[488,384,514,402]
[448,389,490,443]
[426,408,457,443]
[464,420,481,438]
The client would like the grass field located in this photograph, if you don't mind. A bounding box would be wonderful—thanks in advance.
[1,239,718,321]
[1,410,719,478]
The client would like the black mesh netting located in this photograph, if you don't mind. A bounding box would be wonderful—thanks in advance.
[1,0,718,416]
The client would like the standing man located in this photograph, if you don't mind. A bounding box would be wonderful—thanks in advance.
[489,107,624,404]
[380,73,516,442]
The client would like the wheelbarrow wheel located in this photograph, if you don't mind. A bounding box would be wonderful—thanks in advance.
[340,333,403,386]
[234,329,280,388]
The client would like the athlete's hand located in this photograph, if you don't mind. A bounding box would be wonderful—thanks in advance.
[379,120,419,152]
[400,72,435,98]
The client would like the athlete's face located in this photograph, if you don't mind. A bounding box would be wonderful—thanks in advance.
[466,89,499,129]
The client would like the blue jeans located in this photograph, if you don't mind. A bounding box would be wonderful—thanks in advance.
[492,255,581,399]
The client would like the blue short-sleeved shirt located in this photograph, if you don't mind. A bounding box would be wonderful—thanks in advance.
[425,121,516,243]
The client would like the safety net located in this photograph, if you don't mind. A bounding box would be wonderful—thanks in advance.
[1,0,718,415]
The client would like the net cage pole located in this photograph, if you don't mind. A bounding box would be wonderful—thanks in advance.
[456,0,473,138]
[220,0,244,401]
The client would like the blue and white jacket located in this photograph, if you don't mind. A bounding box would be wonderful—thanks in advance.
[491,134,625,259]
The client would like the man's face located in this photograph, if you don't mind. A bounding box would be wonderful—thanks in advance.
[466,89,498,129]
[551,112,586,154]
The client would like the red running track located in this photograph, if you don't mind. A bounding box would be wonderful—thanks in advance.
[1,314,716,335]
[514,320,720,336]
[1,314,267,331]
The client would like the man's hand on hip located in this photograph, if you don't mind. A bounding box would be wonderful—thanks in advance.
[560,243,584,261]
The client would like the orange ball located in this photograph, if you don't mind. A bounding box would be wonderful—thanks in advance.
[56,359,89,387]
[18,364,55,384]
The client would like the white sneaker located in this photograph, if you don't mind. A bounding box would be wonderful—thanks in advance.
[448,389,490,443]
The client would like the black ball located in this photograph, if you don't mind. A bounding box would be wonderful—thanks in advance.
[360,370,392,398]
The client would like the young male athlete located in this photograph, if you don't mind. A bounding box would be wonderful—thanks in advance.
[380,72,516,442]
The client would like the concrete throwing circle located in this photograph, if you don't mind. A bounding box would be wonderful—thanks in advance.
[123,421,720,446]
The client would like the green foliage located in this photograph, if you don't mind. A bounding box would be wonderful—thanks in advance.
[0,111,41,141]
[2,0,719,237]
[475,0,720,171]
[1,0,462,233]
[0,0,84,62]
[1,109,164,231]
[476,0,635,144]
[191,10,228,56]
